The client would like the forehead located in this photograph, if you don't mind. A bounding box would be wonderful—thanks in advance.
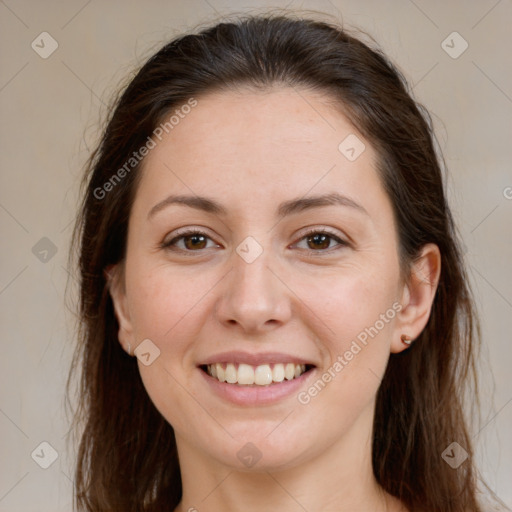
[134,86,386,218]
[157,87,361,161]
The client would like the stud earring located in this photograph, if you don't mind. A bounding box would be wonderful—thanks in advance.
[401,334,413,345]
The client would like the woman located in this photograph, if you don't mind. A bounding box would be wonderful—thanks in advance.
[67,12,497,511]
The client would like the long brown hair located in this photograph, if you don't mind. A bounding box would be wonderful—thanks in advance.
[67,12,494,511]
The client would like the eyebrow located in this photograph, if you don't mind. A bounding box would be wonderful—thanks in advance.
[147,192,369,220]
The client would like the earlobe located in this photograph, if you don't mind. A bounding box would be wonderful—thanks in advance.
[391,243,441,354]
[105,263,135,356]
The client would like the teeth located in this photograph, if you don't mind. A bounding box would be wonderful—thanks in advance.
[254,364,272,385]
[285,363,295,380]
[216,364,225,382]
[225,363,237,383]
[206,362,308,386]
[237,363,254,385]
[272,363,285,383]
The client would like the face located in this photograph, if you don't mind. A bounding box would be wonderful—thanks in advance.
[110,87,411,471]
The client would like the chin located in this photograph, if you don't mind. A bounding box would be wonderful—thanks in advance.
[200,424,318,472]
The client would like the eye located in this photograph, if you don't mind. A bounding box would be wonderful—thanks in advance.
[161,227,348,255]
[161,229,219,252]
[294,228,348,253]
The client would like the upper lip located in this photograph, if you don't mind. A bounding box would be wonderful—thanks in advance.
[198,351,316,367]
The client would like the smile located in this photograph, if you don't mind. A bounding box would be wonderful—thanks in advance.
[203,362,311,386]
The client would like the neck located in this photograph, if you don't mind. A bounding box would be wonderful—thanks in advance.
[173,401,404,512]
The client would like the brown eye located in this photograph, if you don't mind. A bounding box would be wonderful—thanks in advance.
[182,233,208,250]
[295,229,348,253]
[162,229,217,252]
[306,233,332,250]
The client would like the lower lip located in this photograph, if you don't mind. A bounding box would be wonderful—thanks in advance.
[198,367,316,406]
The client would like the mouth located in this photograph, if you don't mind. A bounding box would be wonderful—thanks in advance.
[199,362,315,386]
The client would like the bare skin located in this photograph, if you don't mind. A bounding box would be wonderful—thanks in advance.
[109,86,440,512]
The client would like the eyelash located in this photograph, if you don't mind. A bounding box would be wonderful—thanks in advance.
[160,227,348,256]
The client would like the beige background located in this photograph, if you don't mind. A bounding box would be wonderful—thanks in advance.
[0,0,511,510]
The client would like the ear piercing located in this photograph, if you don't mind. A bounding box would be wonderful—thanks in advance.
[401,334,413,345]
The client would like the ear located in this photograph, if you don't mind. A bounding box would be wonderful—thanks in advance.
[391,243,441,354]
[105,263,135,356]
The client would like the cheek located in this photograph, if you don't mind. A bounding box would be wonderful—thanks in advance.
[126,261,211,343]
[125,265,214,434]
[291,270,399,443]
[294,259,400,409]
[295,257,400,353]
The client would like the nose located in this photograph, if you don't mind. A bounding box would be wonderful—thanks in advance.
[214,244,292,334]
